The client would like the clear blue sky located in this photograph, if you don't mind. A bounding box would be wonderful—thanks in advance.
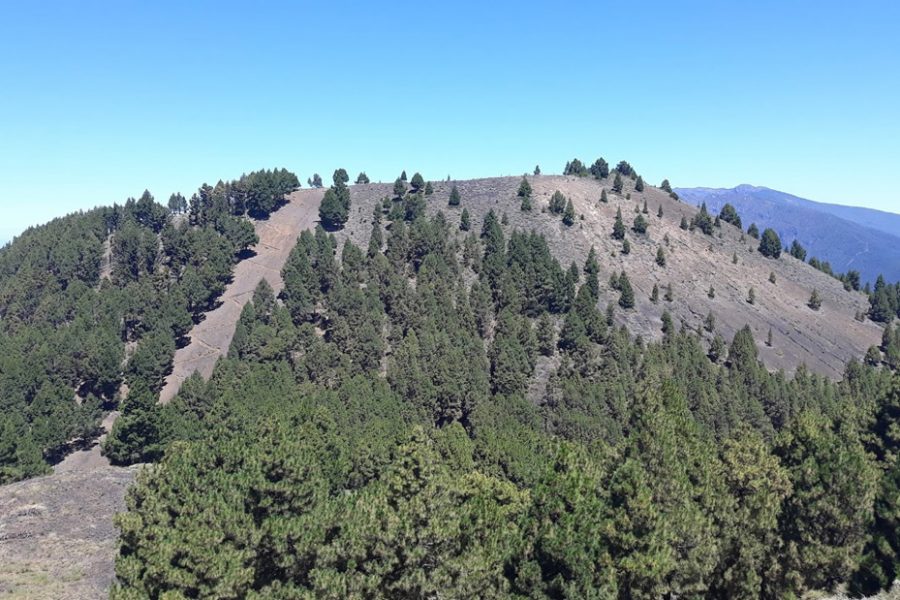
[1,0,898,243]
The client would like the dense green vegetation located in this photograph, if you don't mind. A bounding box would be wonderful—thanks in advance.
[0,169,298,482]
[102,186,900,599]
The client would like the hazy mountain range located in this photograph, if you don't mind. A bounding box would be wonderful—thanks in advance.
[675,185,900,283]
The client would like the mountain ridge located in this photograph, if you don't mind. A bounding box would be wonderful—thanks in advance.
[675,184,900,283]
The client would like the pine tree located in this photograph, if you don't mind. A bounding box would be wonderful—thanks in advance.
[613,207,626,240]
[657,205,663,218]
[549,190,566,214]
[448,185,461,207]
[766,327,773,347]
[790,239,807,261]
[758,228,782,258]
[367,221,383,258]
[424,181,434,195]
[769,271,777,284]
[400,170,407,181]
[355,172,370,184]
[520,195,532,211]
[635,176,645,192]
[775,412,878,594]
[517,177,532,198]
[704,311,716,332]
[537,313,555,356]
[410,172,425,192]
[708,285,716,299]
[563,199,576,226]
[633,214,648,234]
[650,283,659,303]
[318,188,349,230]
[621,238,631,254]
[664,283,674,302]
[656,246,666,267]
[618,272,635,309]
[808,289,822,310]
[103,382,166,465]
[747,223,760,239]
[680,215,689,230]
[718,203,743,228]
[612,171,624,193]
[393,177,407,198]
[600,189,608,203]
[459,208,470,231]
[747,287,755,304]
[534,164,541,176]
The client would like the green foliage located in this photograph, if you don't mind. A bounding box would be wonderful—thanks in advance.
[590,157,610,179]
[808,288,822,310]
[517,176,532,198]
[747,222,760,239]
[635,176,644,192]
[410,172,425,192]
[612,171,624,193]
[618,271,635,309]
[393,177,407,199]
[691,202,715,235]
[789,239,807,261]
[103,381,167,465]
[548,190,566,214]
[633,213,648,234]
[460,208,471,231]
[448,184,461,206]
[774,411,878,595]
[563,158,588,176]
[355,171,370,184]
[318,188,349,230]
[718,203,743,228]
[758,228,782,258]
[562,199,576,226]
[612,207,626,240]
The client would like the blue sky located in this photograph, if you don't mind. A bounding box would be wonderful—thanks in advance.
[1,0,898,243]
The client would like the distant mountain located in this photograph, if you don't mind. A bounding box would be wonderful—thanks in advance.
[674,185,900,283]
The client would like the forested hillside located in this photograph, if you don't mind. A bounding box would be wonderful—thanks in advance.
[100,167,900,599]
[0,169,298,483]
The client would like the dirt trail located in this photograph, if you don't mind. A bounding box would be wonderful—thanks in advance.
[159,188,323,403]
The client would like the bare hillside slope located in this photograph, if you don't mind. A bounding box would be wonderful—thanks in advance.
[337,175,881,379]
[159,187,324,403]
